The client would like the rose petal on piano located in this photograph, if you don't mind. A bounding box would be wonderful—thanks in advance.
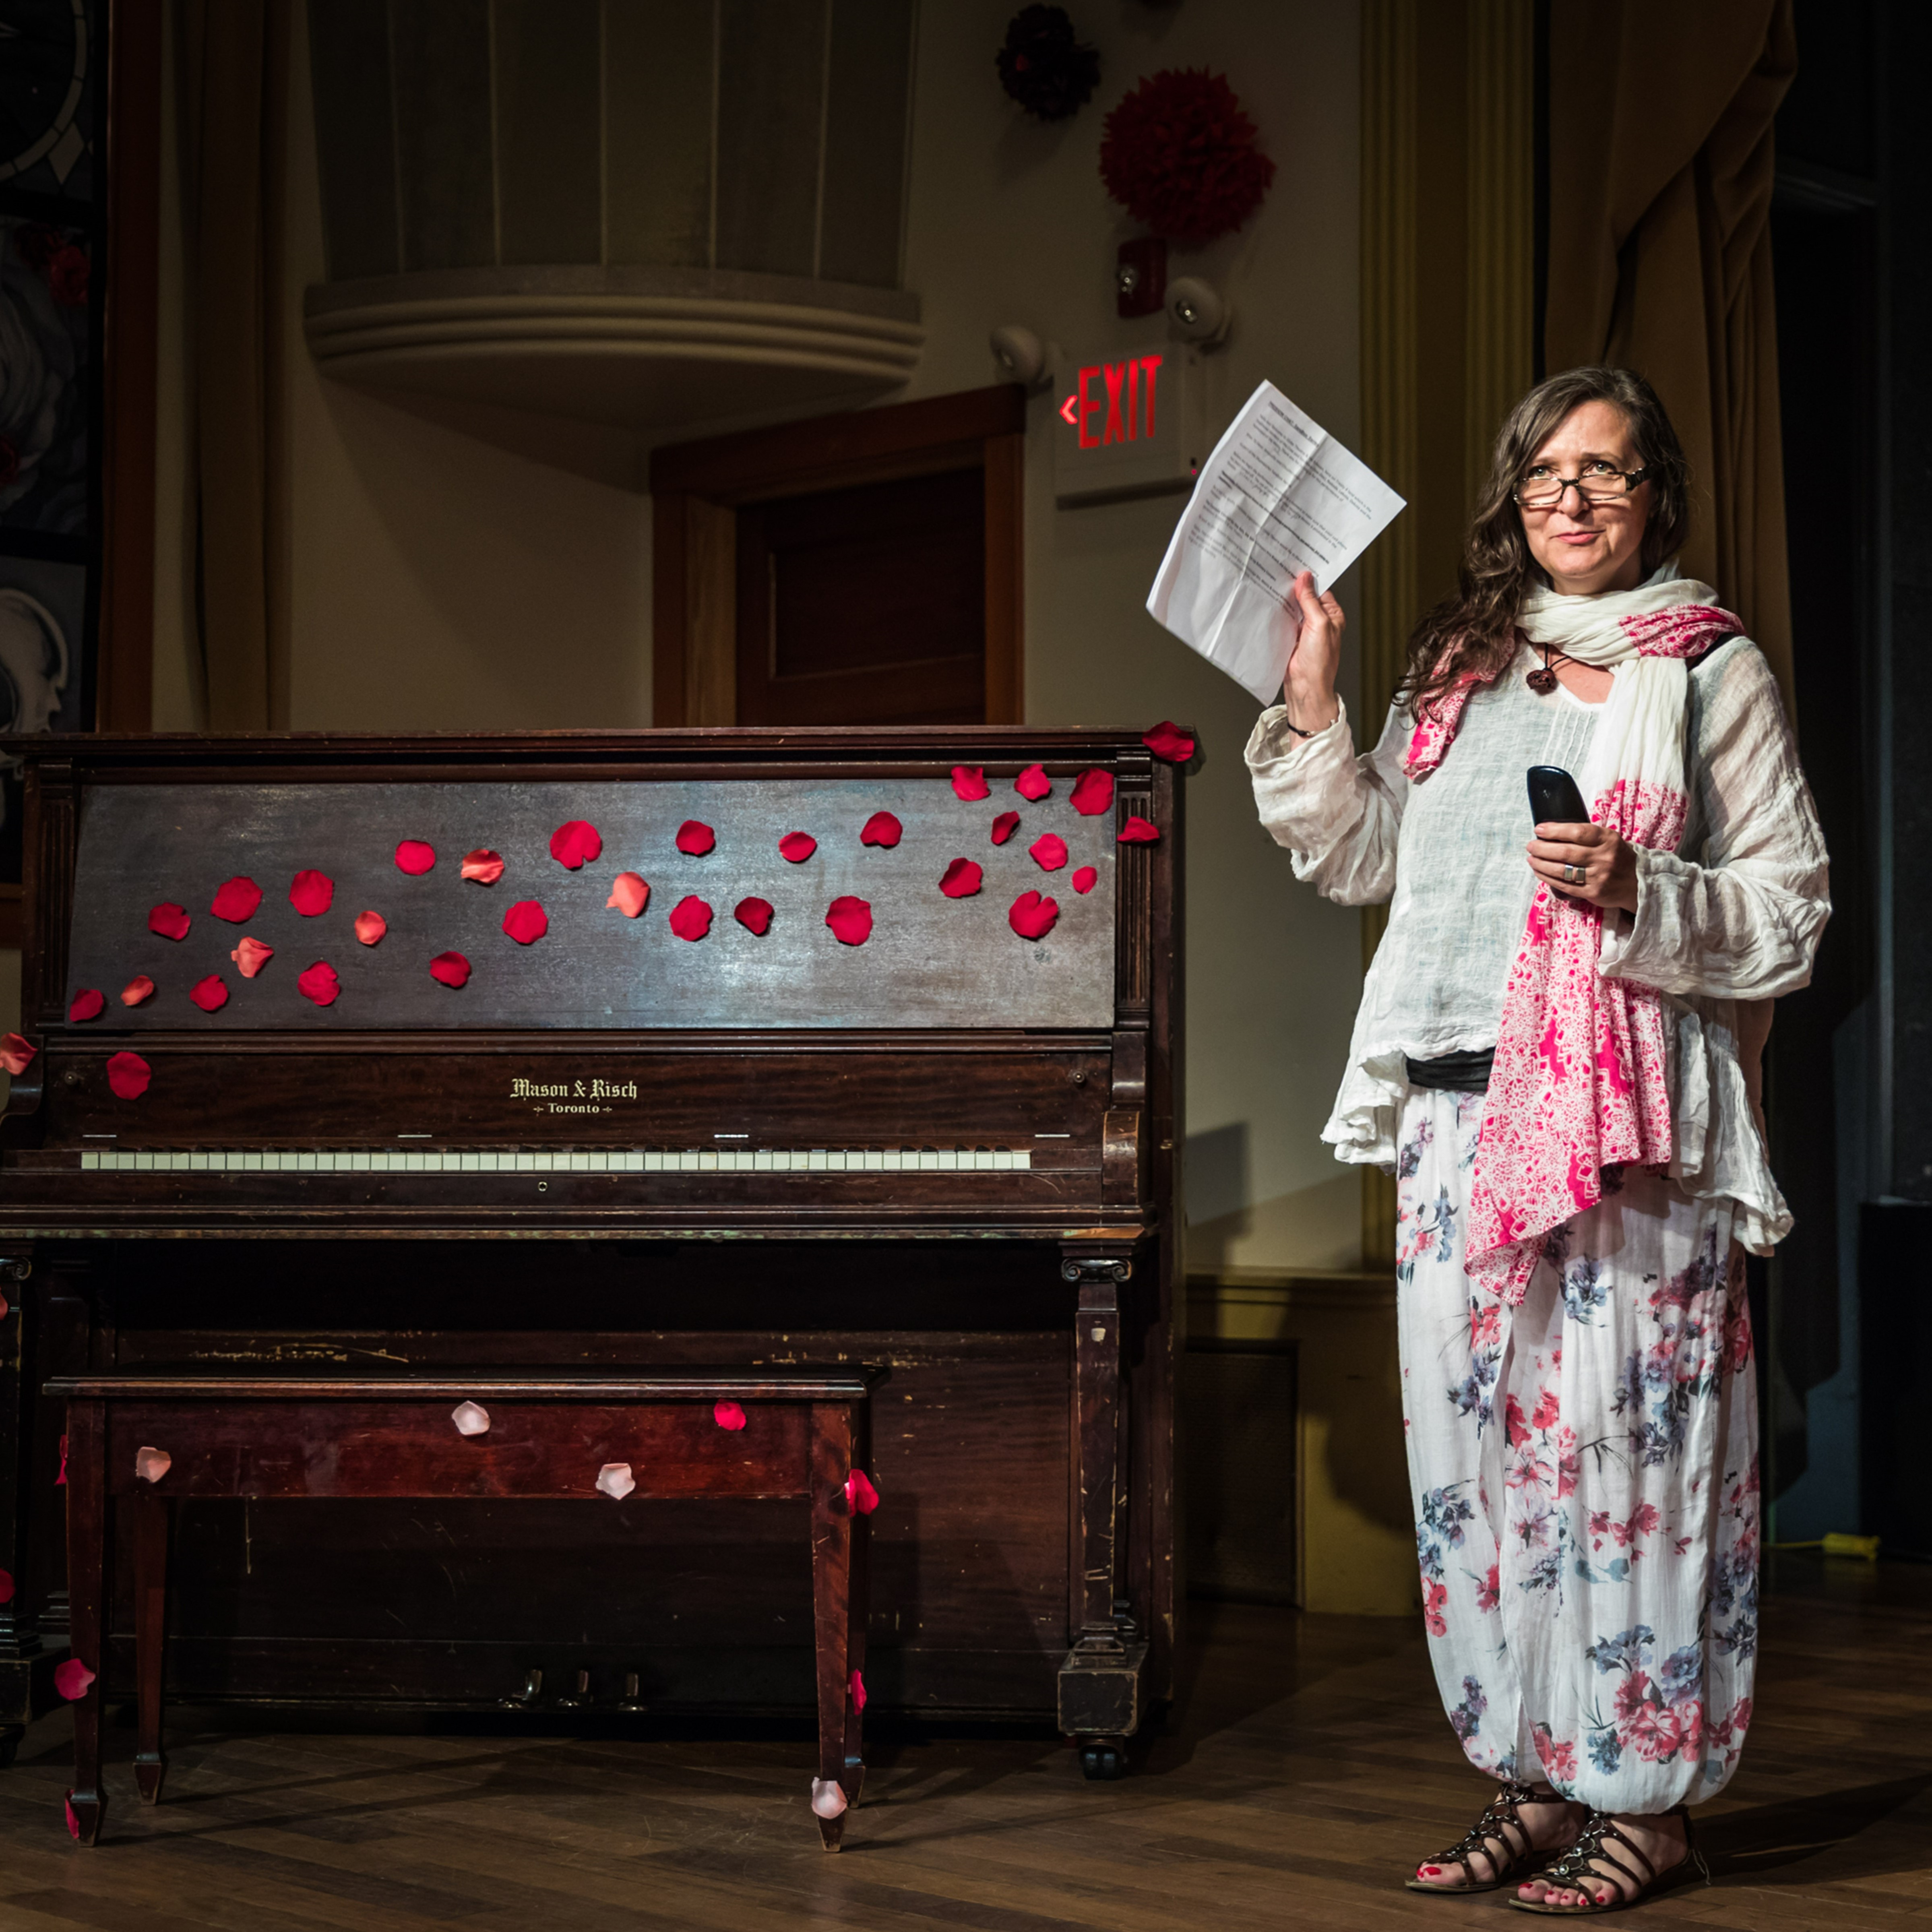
[210,876,263,922]
[669,896,713,942]
[0,1033,35,1075]
[606,872,651,917]
[121,975,155,1008]
[595,1461,636,1500]
[1117,816,1160,843]
[1142,719,1196,762]
[849,1669,866,1712]
[1028,833,1068,872]
[68,989,105,1023]
[298,962,341,1006]
[779,831,817,863]
[1070,769,1115,816]
[430,951,472,988]
[734,897,773,936]
[355,910,387,946]
[951,765,990,800]
[810,1776,849,1820]
[990,811,1020,845]
[54,1657,94,1701]
[825,896,872,946]
[844,1469,880,1515]
[189,975,229,1013]
[134,1446,172,1484]
[230,936,274,978]
[713,1400,747,1431]
[107,1052,151,1099]
[149,902,190,941]
[64,1794,80,1840]
[502,900,549,945]
[674,820,715,857]
[395,839,437,874]
[0,1568,12,1605]
[860,811,902,848]
[1008,890,1059,940]
[1072,866,1098,895]
[940,858,982,898]
[550,820,604,868]
[450,1401,490,1436]
[289,870,335,916]
[1015,763,1051,800]
[461,849,506,884]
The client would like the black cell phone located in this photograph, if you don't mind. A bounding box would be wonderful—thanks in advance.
[1527,765,1590,829]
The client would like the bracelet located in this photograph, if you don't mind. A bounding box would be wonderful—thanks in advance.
[1280,717,1317,739]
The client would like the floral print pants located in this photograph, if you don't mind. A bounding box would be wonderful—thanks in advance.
[1395,1087,1759,1812]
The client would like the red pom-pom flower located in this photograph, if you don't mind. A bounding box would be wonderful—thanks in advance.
[1100,70,1276,244]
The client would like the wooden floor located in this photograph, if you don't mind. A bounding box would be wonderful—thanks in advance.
[0,1554,1926,1930]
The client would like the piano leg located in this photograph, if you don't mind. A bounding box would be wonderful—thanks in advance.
[63,1399,105,1845]
[132,1491,169,1803]
[809,1399,857,1851]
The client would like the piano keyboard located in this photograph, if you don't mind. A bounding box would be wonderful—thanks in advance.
[79,1147,1034,1174]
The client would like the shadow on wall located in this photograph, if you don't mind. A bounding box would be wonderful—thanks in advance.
[1185,1121,1363,1273]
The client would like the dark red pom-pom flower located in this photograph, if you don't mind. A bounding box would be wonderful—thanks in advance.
[1099,70,1276,244]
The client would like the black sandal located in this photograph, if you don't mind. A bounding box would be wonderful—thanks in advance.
[1508,1807,1708,1913]
[1404,1781,1582,1895]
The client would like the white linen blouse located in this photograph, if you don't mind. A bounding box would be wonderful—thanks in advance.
[1244,632,1830,1254]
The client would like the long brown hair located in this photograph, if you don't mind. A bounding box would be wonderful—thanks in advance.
[1399,366,1692,720]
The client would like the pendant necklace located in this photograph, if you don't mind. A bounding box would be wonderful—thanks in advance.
[1525,640,1571,695]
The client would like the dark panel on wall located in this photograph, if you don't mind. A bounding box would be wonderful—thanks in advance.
[306,0,401,280]
[493,0,602,266]
[715,0,825,279]
[391,0,496,272]
[1183,1343,1297,1604]
[818,0,913,287]
[604,0,715,268]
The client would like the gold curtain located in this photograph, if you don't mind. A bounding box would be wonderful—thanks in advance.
[1544,0,1798,705]
[177,0,291,730]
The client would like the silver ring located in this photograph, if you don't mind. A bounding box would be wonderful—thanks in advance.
[1563,864,1585,886]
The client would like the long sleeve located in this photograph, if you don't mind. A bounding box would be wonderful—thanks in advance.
[1244,698,1411,907]
[1599,641,1830,1001]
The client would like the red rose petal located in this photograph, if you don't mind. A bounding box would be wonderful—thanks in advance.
[1070,769,1115,816]
[1072,865,1098,895]
[940,858,982,898]
[189,975,229,1013]
[991,811,1020,845]
[845,1469,880,1515]
[230,936,273,978]
[64,1793,79,1839]
[297,962,341,1006]
[461,849,505,884]
[674,820,715,856]
[860,810,902,848]
[669,895,713,941]
[1015,763,1051,800]
[1143,719,1196,762]
[1009,890,1060,940]
[55,1658,93,1701]
[149,902,190,941]
[210,876,263,922]
[355,910,387,946]
[779,831,817,863]
[395,839,437,874]
[849,1669,866,1712]
[0,1568,12,1604]
[735,897,773,935]
[289,870,335,916]
[107,1052,151,1099]
[430,951,471,988]
[1029,833,1068,871]
[121,976,155,1008]
[951,765,990,800]
[550,820,603,868]
[0,1032,35,1075]
[825,896,872,946]
[714,1400,747,1431]
[68,989,104,1023]
[502,900,548,945]
[1118,816,1161,843]
[606,872,650,917]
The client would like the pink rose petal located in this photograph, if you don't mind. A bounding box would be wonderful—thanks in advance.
[297,962,341,1006]
[134,1446,172,1484]
[734,897,773,936]
[149,902,190,941]
[231,936,273,977]
[606,872,651,917]
[355,911,387,946]
[1009,890,1060,940]
[714,1400,747,1431]
[1070,769,1115,816]
[674,820,715,856]
[451,1401,490,1436]
[210,876,262,922]
[121,975,155,1008]
[502,900,548,945]
[849,1669,866,1712]
[1118,816,1161,843]
[596,1462,636,1500]
[107,1052,151,1099]
[1143,719,1196,762]
[551,820,603,868]
[860,811,902,848]
[461,849,505,884]
[189,975,229,1013]
[0,1032,35,1075]
[845,1469,880,1515]
[811,1777,848,1820]
[54,1657,94,1701]
[1072,866,1098,895]
[289,870,335,917]
[0,1568,12,1605]
[779,831,817,863]
[395,839,437,874]
[939,858,982,898]
[68,989,105,1023]
[1015,764,1051,800]
[990,811,1020,845]
[64,1794,79,1840]
[430,951,472,988]
[951,766,990,800]
[669,896,713,941]
[1028,833,1068,872]
[825,896,872,946]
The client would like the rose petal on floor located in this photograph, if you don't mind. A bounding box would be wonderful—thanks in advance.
[845,1469,880,1515]
[1072,866,1098,894]
[395,840,437,874]
[135,1447,172,1484]
[714,1400,747,1431]
[596,1462,635,1500]
[1143,720,1196,762]
[54,1658,94,1701]
[1015,764,1051,800]
[0,1033,35,1075]
[451,1401,490,1436]
[811,1777,848,1819]
[121,975,155,1008]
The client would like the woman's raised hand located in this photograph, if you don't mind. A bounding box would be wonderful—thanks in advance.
[1284,569,1344,734]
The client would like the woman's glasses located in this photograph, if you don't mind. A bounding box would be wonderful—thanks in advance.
[1513,461,1649,510]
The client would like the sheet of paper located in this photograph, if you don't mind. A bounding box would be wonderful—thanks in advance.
[1146,382,1407,703]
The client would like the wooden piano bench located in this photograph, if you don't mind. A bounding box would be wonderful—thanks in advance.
[43,1366,885,1851]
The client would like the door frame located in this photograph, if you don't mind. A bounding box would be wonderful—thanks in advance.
[649,385,1027,727]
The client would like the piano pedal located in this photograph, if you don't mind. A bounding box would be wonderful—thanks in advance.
[616,1671,649,1713]
[501,1668,543,1710]
[553,1668,591,1709]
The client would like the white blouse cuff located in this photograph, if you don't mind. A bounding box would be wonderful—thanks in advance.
[1250,696,1349,762]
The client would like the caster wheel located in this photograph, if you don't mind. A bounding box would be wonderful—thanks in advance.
[1079,1741,1125,1781]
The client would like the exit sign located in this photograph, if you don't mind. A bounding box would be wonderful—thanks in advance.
[1053,347,1205,506]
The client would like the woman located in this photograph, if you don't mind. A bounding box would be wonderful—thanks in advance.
[1245,367,1827,1913]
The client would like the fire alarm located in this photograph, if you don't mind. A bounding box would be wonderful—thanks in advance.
[1116,237,1167,318]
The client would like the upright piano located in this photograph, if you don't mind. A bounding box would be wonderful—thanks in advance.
[0,727,1186,1774]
